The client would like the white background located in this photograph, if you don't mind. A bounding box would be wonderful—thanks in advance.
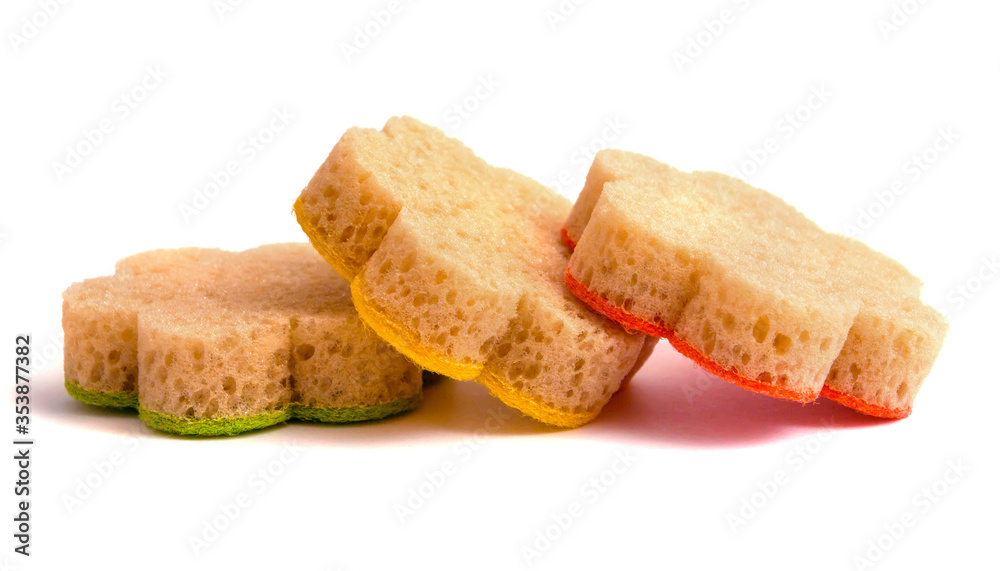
[2,1,997,569]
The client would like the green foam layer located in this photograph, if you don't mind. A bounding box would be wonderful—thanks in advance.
[65,379,421,437]
[65,379,139,409]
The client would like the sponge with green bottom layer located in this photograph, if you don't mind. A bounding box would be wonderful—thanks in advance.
[62,243,422,436]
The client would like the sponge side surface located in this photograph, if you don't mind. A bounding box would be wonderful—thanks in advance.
[295,117,649,427]
[62,243,422,436]
[564,150,948,417]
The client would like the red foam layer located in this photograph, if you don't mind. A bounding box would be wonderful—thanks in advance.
[665,331,818,403]
[564,266,670,337]
[820,386,911,419]
[560,225,577,251]
[563,237,914,418]
[565,267,818,404]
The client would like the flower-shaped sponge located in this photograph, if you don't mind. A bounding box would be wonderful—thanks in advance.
[294,117,654,428]
[563,150,948,418]
[62,243,422,435]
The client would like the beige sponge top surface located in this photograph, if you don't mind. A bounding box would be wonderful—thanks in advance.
[585,153,859,308]
[564,149,948,414]
[295,117,649,426]
[114,243,352,307]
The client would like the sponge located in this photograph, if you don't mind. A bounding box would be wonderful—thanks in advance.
[294,117,653,428]
[62,243,422,436]
[563,150,948,418]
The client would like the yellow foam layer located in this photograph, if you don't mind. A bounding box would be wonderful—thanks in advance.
[350,277,483,381]
[299,197,483,380]
[294,198,358,280]
[352,277,594,428]
[478,370,595,428]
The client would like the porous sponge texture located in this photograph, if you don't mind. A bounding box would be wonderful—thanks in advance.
[62,243,422,435]
[295,116,651,427]
[564,150,948,417]
[64,379,422,437]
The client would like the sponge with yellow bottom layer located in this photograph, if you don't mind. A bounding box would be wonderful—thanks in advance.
[294,117,653,428]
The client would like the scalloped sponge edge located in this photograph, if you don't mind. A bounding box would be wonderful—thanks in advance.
[296,198,596,429]
[564,265,912,418]
[564,266,818,402]
[65,379,422,436]
[353,278,595,427]
[350,278,483,381]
